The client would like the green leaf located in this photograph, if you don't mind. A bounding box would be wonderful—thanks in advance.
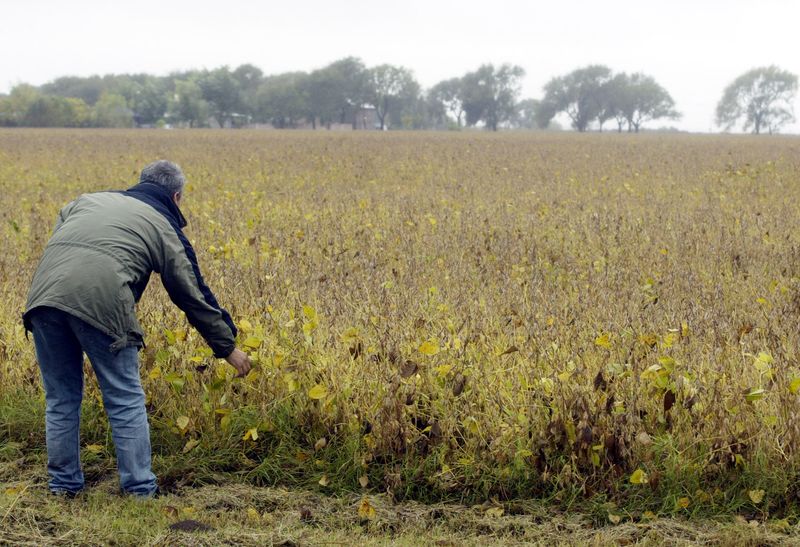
[164,372,185,390]
[657,356,675,372]
[155,349,170,365]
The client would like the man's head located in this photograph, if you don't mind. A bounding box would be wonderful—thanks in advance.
[140,160,185,206]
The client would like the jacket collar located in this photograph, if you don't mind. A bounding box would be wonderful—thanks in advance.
[126,181,188,228]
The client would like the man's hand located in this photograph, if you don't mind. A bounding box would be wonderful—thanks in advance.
[225,348,252,378]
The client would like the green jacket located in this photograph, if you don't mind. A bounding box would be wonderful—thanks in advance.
[23,182,237,356]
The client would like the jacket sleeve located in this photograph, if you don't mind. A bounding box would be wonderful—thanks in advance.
[155,227,238,358]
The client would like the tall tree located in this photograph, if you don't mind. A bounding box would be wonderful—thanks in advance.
[533,99,558,129]
[170,80,209,128]
[621,73,679,132]
[604,73,633,132]
[233,63,264,118]
[41,75,106,106]
[92,93,134,127]
[716,66,797,134]
[255,72,309,128]
[461,64,525,131]
[23,96,90,127]
[595,74,629,132]
[539,65,612,132]
[0,84,40,126]
[305,57,368,129]
[198,67,243,127]
[427,77,465,128]
[396,94,431,129]
[127,78,169,126]
[513,98,540,129]
[365,64,419,130]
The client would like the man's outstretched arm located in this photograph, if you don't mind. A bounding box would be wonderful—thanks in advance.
[156,227,251,377]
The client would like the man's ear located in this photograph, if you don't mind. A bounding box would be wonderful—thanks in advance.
[173,191,182,206]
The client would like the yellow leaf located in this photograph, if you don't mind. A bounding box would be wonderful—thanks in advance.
[608,513,621,524]
[243,427,259,441]
[485,506,504,518]
[676,497,690,509]
[789,377,800,394]
[318,474,330,487]
[594,333,611,349]
[308,384,328,400]
[463,416,480,435]
[662,332,678,348]
[176,415,190,432]
[435,364,452,378]
[755,352,773,365]
[637,334,657,348]
[342,327,360,341]
[283,373,298,392]
[748,489,765,504]
[359,475,369,488]
[243,336,262,349]
[303,305,318,323]
[148,365,161,380]
[418,340,440,356]
[630,468,649,485]
[358,497,376,519]
[239,319,253,333]
[86,444,103,454]
[642,510,657,520]
[246,507,260,521]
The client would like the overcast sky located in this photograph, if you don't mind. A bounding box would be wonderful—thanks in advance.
[2,0,799,133]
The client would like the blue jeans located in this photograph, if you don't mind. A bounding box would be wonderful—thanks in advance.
[29,306,157,496]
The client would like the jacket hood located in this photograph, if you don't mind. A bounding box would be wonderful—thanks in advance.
[126,182,188,228]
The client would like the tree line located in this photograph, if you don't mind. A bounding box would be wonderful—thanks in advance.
[0,59,796,133]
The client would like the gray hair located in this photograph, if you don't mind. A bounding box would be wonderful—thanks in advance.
[139,160,186,195]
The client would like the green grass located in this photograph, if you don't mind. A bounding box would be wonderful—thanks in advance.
[2,468,799,546]
[3,391,800,534]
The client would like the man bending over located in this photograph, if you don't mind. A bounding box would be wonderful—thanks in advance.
[23,160,251,498]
